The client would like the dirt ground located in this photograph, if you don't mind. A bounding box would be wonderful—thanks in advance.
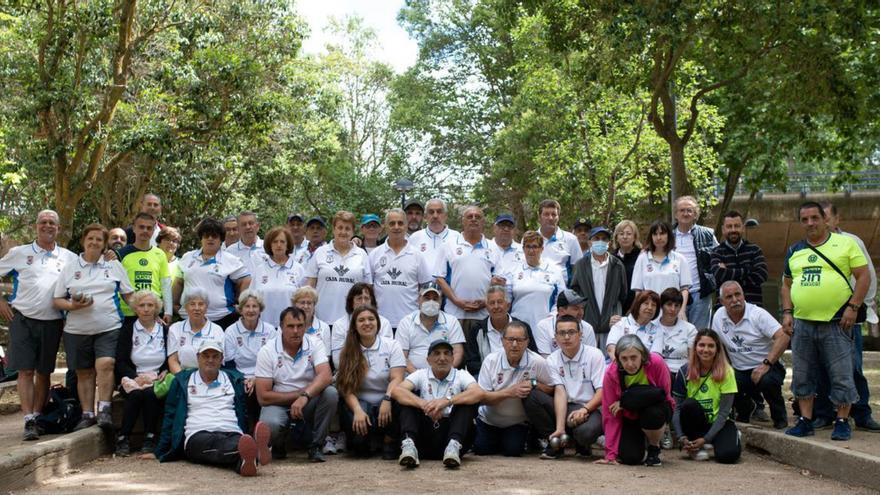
[11,449,878,495]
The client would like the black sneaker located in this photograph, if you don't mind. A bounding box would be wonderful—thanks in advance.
[773,419,789,430]
[140,434,157,454]
[116,436,131,457]
[645,445,662,467]
[856,417,880,432]
[23,418,39,441]
[811,416,834,430]
[73,416,97,431]
[539,445,563,460]
[308,446,326,463]
[575,444,592,458]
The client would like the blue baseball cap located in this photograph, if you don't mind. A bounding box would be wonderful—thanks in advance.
[360,214,381,226]
[305,216,326,228]
[494,213,515,225]
[589,226,612,239]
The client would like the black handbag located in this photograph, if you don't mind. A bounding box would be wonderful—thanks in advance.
[806,245,867,323]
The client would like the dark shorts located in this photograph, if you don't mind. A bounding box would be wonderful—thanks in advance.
[63,330,119,370]
[8,311,63,374]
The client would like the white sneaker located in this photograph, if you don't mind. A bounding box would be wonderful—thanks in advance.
[692,448,710,461]
[660,428,673,449]
[443,439,462,468]
[335,431,346,452]
[399,438,419,468]
[322,435,338,455]
[595,435,606,448]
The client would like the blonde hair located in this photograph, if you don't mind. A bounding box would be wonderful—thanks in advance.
[612,220,642,251]
[129,290,161,317]
[291,286,319,305]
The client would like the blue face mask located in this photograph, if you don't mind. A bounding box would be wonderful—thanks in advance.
[591,240,609,256]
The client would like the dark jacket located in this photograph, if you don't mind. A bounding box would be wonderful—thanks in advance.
[674,224,718,298]
[710,240,768,306]
[114,320,169,385]
[613,248,640,313]
[464,316,537,375]
[155,368,248,462]
[569,254,628,335]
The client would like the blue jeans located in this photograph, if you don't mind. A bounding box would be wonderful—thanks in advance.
[790,320,858,407]
[687,292,712,330]
[473,419,528,456]
[812,325,873,423]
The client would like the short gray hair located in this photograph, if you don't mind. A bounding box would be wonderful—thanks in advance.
[183,287,210,307]
[485,285,508,301]
[502,320,529,338]
[36,210,59,223]
[426,198,447,213]
[385,208,405,223]
[615,334,649,365]
[719,280,743,297]
[237,289,265,311]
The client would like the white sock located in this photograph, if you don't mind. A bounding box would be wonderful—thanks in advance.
[24,413,36,422]
[98,401,111,411]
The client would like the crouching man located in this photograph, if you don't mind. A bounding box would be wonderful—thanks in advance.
[155,340,271,476]
[392,340,482,468]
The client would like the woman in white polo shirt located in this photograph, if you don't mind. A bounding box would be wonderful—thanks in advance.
[250,226,304,327]
[631,220,691,320]
[167,288,224,373]
[654,287,697,377]
[606,290,662,357]
[331,283,393,367]
[503,230,566,332]
[54,223,134,430]
[336,305,406,458]
[305,210,372,324]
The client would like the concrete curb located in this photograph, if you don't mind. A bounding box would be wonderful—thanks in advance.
[740,423,880,491]
[0,426,109,492]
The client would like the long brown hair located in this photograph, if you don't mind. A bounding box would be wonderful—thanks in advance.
[686,329,730,383]
[335,305,381,396]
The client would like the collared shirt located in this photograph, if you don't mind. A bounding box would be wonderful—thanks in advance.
[223,319,277,378]
[305,318,332,360]
[606,315,662,353]
[478,349,555,427]
[185,371,241,444]
[712,303,781,370]
[331,313,394,367]
[53,255,134,335]
[404,367,476,418]
[493,239,524,276]
[484,317,507,355]
[630,250,692,294]
[130,320,166,374]
[652,317,697,372]
[250,256,305,328]
[590,254,610,309]
[675,226,701,293]
[503,261,565,332]
[225,238,266,278]
[408,226,463,274]
[369,241,434,327]
[395,310,465,369]
[254,334,328,392]
[539,227,583,283]
[177,249,250,320]
[357,336,406,404]
[547,344,606,405]
[534,315,597,355]
[0,241,77,320]
[433,235,500,319]
[304,243,372,323]
[168,319,225,370]
[290,238,310,267]
[117,244,170,316]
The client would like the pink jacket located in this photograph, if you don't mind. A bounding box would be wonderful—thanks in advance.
[601,353,674,461]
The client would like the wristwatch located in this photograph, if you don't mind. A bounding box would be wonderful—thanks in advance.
[846,302,860,311]
[302,391,312,401]
[382,394,392,402]
[762,358,772,366]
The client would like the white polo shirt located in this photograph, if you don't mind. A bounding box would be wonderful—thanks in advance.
[53,256,134,335]
[167,319,225,370]
[712,303,781,370]
[653,318,697,372]
[225,238,266,279]
[356,336,406,404]
[331,313,394,367]
[291,239,311,266]
[223,319,277,378]
[540,227,583,283]
[185,370,241,444]
[306,318,332,360]
[130,320,167,374]
[0,241,77,320]
[305,243,372,323]
[254,334,328,392]
[481,317,508,356]
[503,261,565,332]
[408,226,462,275]
[606,315,662,353]
[370,242,434,328]
[630,250,692,294]
[404,367,476,418]
[534,315,597,355]
[547,344,606,405]
[493,240,524,276]
[433,236,500,319]
[395,310,465,369]
[250,256,305,327]
[478,350,555,428]
[177,249,250,320]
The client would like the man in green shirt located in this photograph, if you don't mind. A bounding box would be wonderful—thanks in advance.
[782,201,869,441]
[118,213,172,325]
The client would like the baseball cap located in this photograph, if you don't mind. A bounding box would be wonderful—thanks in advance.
[287,213,304,223]
[589,226,612,239]
[428,339,453,354]
[305,216,326,228]
[197,340,224,355]
[556,289,586,308]
[360,214,381,226]
[573,217,592,230]
[420,282,441,297]
[494,213,515,225]
[404,199,424,212]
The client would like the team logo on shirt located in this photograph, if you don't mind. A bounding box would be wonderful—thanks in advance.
[74,271,81,280]
[277,356,284,368]
[139,259,148,267]
[808,254,818,263]
[731,335,745,348]
[179,336,187,346]
[334,265,350,277]
[544,274,551,283]
[427,383,433,394]
[104,269,110,278]
[133,336,140,346]
[236,336,244,347]
[559,366,565,377]
[514,253,521,261]
[387,267,402,280]
[555,243,564,251]
[582,368,587,380]
[662,345,674,358]
[26,256,33,265]
[379,256,387,267]
[261,337,267,346]
[518,272,524,280]
[420,243,426,252]
[647,265,654,272]
[189,385,197,395]
[456,247,463,255]
[700,383,709,393]
[326,254,334,263]
[384,357,390,369]
[497,372,504,385]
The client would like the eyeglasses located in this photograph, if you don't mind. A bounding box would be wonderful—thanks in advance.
[555,330,579,338]
[503,337,528,344]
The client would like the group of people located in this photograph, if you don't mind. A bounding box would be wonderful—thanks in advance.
[0,192,876,477]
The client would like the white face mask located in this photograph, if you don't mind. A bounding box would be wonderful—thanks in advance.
[420,300,441,317]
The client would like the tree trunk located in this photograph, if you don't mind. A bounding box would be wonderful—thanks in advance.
[669,138,691,200]
[713,157,748,233]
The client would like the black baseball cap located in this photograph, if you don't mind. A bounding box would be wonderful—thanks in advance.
[287,213,304,223]
[557,289,586,308]
[494,213,515,225]
[305,216,326,228]
[428,339,454,354]
[573,217,592,230]
[404,199,424,212]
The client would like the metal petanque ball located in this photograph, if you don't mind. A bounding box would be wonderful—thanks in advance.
[549,434,570,449]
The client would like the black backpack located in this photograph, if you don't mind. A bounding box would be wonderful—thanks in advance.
[36,385,82,434]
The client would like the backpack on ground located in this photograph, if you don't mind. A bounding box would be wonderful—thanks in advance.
[36,385,82,434]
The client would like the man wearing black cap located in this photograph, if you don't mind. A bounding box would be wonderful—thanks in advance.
[492,213,524,275]
[286,213,310,263]
[573,218,593,255]
[393,339,483,468]
[534,290,598,357]
[296,216,327,266]
[569,226,629,353]
[404,199,424,236]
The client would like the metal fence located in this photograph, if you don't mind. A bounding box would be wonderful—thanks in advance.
[718,170,880,196]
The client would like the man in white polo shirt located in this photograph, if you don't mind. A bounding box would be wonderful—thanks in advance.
[393,340,483,468]
[526,315,605,459]
[474,321,557,457]
[492,213,523,275]
[408,198,462,271]
[370,208,434,331]
[0,210,77,440]
[254,306,337,462]
[712,281,789,430]
[225,211,266,277]
[537,199,583,283]
[395,284,466,371]
[155,340,271,477]
[534,290,597,357]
